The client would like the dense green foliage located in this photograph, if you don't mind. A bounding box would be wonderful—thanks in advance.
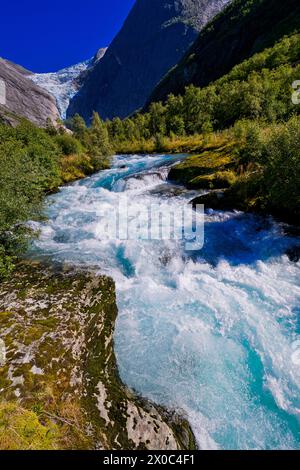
[66,112,113,170]
[106,31,300,223]
[150,0,300,103]
[0,122,60,278]
[106,33,300,142]
[233,117,300,218]
[0,114,113,279]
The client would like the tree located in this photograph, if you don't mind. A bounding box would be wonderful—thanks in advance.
[69,114,88,144]
[0,121,61,278]
[87,112,113,170]
[148,102,166,136]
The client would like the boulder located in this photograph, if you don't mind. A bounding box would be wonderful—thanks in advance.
[0,262,195,450]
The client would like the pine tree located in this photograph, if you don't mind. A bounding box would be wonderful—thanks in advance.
[87,112,113,170]
[70,114,88,144]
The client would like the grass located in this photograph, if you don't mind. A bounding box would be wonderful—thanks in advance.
[59,154,95,184]
[114,134,208,155]
[0,402,60,450]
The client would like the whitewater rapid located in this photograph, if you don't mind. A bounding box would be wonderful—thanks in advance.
[30,154,300,449]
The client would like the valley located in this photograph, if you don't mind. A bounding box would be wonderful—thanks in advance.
[0,0,300,451]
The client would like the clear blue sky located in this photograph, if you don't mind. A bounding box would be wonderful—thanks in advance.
[0,0,135,73]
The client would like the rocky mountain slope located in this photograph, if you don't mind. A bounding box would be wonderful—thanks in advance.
[149,0,300,103]
[0,262,195,450]
[30,48,107,119]
[68,0,230,122]
[0,58,59,127]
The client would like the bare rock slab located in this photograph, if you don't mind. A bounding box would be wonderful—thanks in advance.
[0,262,195,450]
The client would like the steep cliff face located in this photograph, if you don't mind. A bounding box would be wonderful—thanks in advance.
[0,262,195,450]
[0,58,59,127]
[149,0,300,104]
[68,0,230,122]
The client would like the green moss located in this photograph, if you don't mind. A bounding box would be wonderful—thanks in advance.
[0,263,196,450]
[188,170,237,189]
[168,140,237,184]
[0,311,13,326]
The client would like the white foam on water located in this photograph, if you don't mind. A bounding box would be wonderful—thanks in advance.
[30,154,300,449]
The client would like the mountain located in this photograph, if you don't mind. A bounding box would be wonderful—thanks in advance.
[149,0,300,104]
[67,0,230,122]
[0,58,59,127]
[29,48,107,119]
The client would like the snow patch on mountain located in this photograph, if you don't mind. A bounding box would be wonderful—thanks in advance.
[29,61,90,119]
[29,49,106,119]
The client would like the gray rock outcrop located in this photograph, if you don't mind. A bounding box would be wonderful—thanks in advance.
[0,58,59,127]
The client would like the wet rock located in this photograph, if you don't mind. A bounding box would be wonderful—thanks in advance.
[0,262,195,450]
[149,183,188,197]
[191,190,235,211]
[286,246,300,263]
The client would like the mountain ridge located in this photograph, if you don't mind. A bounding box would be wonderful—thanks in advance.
[149,0,300,104]
[67,0,230,122]
[29,48,107,119]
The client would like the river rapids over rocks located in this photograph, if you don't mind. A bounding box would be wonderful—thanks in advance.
[30,154,300,450]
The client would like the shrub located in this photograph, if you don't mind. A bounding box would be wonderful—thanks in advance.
[0,121,61,278]
[55,134,83,156]
[261,116,300,214]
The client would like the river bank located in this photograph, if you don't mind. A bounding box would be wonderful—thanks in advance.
[114,129,300,227]
[0,260,195,450]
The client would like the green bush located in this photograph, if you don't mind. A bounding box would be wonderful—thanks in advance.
[86,112,113,170]
[55,134,83,156]
[0,121,61,279]
[261,117,300,214]
[234,116,300,217]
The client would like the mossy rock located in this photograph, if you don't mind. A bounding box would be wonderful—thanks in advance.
[0,262,196,450]
[168,141,237,185]
[187,170,237,190]
[191,174,262,212]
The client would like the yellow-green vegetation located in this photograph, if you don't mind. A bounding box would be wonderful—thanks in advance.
[150,0,300,104]
[104,31,300,224]
[113,134,206,155]
[168,136,237,185]
[106,32,300,143]
[232,117,300,220]
[188,170,237,190]
[59,154,96,183]
[0,402,60,450]
[187,117,300,222]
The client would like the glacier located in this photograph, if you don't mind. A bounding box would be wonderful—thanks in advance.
[29,49,106,119]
